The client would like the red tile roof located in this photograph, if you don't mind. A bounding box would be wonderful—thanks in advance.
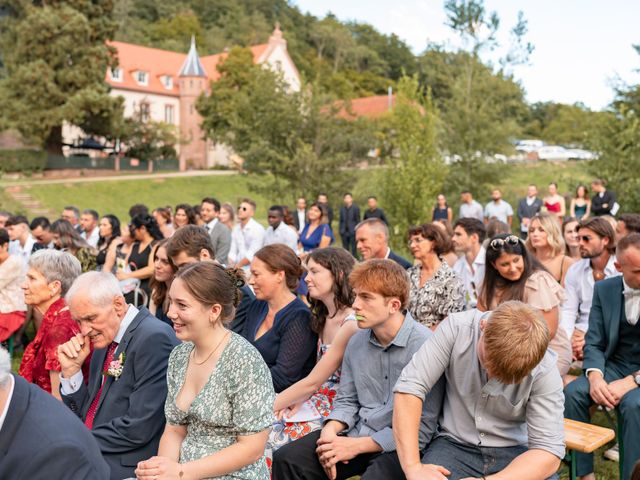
[106,41,270,96]
[335,94,396,120]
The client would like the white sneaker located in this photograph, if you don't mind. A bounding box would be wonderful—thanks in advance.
[603,443,619,462]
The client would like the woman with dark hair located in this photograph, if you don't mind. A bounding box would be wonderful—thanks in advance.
[50,219,97,272]
[242,244,317,393]
[136,262,275,480]
[116,214,163,306]
[431,194,453,222]
[149,239,177,326]
[152,206,174,238]
[407,223,465,329]
[563,217,581,259]
[96,214,120,271]
[299,202,334,254]
[268,248,357,457]
[219,203,235,231]
[173,204,196,228]
[432,219,459,267]
[478,233,571,374]
[570,184,591,220]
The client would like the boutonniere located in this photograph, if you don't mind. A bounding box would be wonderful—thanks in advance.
[103,352,126,380]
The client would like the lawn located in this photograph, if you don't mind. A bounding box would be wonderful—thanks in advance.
[8,160,593,229]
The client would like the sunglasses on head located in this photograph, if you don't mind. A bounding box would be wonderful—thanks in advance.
[489,235,520,250]
[238,206,248,212]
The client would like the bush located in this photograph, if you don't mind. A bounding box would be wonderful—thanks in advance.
[0,149,47,173]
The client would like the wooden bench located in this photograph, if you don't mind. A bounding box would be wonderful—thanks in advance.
[564,418,616,480]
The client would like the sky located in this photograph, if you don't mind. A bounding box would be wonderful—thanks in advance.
[292,0,640,111]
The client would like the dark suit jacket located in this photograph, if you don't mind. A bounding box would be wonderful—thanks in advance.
[339,204,361,236]
[516,197,543,227]
[388,250,413,269]
[363,208,389,225]
[229,285,256,334]
[62,307,179,480]
[293,209,306,232]
[591,190,617,216]
[209,221,231,264]
[1,374,110,479]
[583,276,626,373]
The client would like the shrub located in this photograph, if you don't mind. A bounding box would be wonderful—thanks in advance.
[0,149,47,173]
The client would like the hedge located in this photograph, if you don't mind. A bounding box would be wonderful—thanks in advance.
[0,149,47,173]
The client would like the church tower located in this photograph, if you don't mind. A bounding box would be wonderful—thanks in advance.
[178,36,207,170]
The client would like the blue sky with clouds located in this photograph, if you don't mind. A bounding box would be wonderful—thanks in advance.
[292,0,640,110]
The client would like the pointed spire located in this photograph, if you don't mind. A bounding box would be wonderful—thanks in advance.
[179,35,206,77]
[269,23,286,46]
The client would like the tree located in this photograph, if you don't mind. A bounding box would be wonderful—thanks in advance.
[0,1,123,153]
[120,115,178,164]
[421,0,531,198]
[374,76,446,250]
[587,84,640,212]
[196,47,375,202]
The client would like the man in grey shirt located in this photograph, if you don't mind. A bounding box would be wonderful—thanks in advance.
[459,190,484,222]
[273,259,444,480]
[393,302,564,480]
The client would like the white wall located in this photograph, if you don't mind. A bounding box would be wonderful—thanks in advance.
[264,45,301,93]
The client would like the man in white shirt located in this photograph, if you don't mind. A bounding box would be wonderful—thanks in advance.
[6,215,36,266]
[293,197,307,234]
[458,191,484,222]
[264,205,298,252]
[452,218,486,308]
[484,189,514,226]
[561,217,619,361]
[200,197,231,264]
[229,198,265,273]
[80,209,100,248]
[30,217,55,249]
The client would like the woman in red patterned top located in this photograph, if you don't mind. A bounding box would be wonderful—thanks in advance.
[18,249,89,399]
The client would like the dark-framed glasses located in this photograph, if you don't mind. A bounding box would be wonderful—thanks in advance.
[489,235,520,250]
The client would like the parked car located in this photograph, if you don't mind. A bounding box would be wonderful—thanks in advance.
[536,145,572,161]
[516,139,544,153]
[566,148,598,161]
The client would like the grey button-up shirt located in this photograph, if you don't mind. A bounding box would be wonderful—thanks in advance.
[326,313,444,452]
[394,309,565,459]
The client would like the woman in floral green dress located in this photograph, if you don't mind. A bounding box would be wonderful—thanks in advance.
[136,262,275,480]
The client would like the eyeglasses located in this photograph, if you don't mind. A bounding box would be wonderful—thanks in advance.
[489,235,520,250]
[407,237,427,247]
[579,235,594,243]
[238,206,248,212]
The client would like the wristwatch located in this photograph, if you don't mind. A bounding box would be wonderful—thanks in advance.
[634,371,640,387]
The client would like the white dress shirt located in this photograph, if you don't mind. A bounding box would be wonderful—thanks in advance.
[229,218,265,272]
[560,256,620,336]
[296,210,306,233]
[264,222,298,252]
[205,218,218,233]
[452,246,486,308]
[0,374,15,433]
[60,305,139,394]
[623,278,640,326]
[81,228,100,248]
[8,235,36,268]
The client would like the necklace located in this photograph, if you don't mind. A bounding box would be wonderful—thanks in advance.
[191,331,230,365]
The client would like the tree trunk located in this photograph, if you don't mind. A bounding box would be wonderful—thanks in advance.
[44,125,63,155]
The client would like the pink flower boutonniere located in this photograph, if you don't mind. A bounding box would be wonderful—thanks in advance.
[103,352,126,380]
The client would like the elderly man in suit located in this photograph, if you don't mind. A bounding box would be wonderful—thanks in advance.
[0,347,110,479]
[564,233,640,480]
[200,197,231,264]
[355,218,412,268]
[58,271,178,480]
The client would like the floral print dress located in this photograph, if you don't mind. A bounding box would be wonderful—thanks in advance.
[266,313,356,461]
[165,333,275,480]
[408,261,465,328]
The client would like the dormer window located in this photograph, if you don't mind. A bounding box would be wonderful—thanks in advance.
[110,67,122,82]
[135,71,148,86]
[162,75,173,89]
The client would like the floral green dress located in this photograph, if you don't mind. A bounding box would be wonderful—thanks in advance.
[165,333,276,479]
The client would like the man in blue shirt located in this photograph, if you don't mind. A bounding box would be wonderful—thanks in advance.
[273,259,444,480]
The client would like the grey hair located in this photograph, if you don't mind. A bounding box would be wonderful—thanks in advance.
[0,347,10,387]
[28,249,82,296]
[355,218,389,241]
[65,271,124,308]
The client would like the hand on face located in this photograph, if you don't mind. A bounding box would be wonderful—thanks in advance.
[57,332,91,378]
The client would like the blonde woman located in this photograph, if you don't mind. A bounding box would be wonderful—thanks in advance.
[526,212,576,286]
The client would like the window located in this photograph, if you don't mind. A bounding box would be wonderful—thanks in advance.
[163,75,173,89]
[110,67,122,82]
[140,102,150,122]
[136,71,148,85]
[164,104,174,124]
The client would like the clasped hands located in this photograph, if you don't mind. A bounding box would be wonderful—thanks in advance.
[589,372,636,409]
[315,431,361,480]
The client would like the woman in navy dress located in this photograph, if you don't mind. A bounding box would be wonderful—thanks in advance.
[242,244,317,393]
[299,203,334,253]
